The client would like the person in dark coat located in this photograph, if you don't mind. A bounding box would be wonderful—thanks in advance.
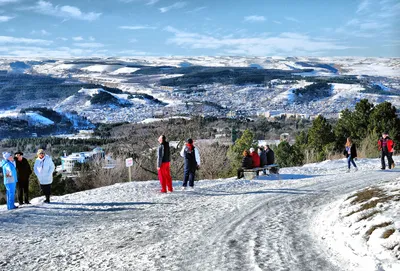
[258,147,268,175]
[344,137,358,172]
[265,145,275,165]
[237,150,253,179]
[14,151,32,205]
[258,147,267,167]
[180,138,201,190]
[378,132,395,170]
[157,135,173,193]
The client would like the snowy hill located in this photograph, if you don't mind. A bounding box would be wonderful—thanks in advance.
[1,156,399,271]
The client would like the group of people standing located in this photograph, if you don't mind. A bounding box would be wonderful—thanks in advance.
[157,135,201,193]
[237,145,275,179]
[343,131,395,172]
[2,149,55,210]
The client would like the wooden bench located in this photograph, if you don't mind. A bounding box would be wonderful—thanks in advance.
[243,164,280,180]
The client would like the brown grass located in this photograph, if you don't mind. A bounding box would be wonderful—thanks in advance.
[365,222,393,240]
[382,229,396,239]
[356,210,381,222]
[347,188,386,204]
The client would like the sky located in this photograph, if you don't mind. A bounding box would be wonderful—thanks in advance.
[0,0,399,58]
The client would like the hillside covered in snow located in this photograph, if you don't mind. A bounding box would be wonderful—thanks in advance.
[0,57,399,126]
[0,156,399,271]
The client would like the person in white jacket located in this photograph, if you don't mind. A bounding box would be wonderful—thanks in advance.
[33,149,55,203]
[180,138,200,190]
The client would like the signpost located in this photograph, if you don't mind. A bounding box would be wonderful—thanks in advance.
[125,158,134,182]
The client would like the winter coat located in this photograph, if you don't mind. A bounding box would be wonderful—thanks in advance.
[241,156,253,169]
[33,155,55,185]
[259,150,267,167]
[378,137,395,153]
[157,142,171,167]
[266,149,275,165]
[2,160,18,185]
[344,144,357,158]
[250,152,260,167]
[15,157,32,181]
[180,145,201,171]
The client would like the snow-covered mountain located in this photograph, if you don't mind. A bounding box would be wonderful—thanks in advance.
[0,57,399,124]
[1,156,399,271]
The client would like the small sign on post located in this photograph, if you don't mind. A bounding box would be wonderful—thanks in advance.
[125,158,134,182]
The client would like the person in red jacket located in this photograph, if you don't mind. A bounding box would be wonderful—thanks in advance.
[378,132,395,170]
[249,148,260,168]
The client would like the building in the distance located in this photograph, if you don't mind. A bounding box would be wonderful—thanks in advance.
[60,147,104,173]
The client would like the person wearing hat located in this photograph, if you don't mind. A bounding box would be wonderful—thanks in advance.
[2,152,18,210]
[180,138,201,190]
[33,149,55,203]
[378,132,395,170]
[14,151,32,205]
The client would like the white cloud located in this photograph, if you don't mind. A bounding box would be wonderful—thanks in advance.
[186,6,206,13]
[27,1,101,21]
[57,37,68,41]
[159,1,186,13]
[89,36,95,41]
[0,35,52,45]
[146,0,159,5]
[118,49,148,55]
[0,0,19,5]
[346,19,360,26]
[119,0,160,4]
[129,38,138,43]
[284,17,300,23]
[359,21,389,30]
[273,20,282,24]
[0,45,98,57]
[164,26,353,56]
[30,29,51,36]
[0,15,13,22]
[72,36,84,41]
[119,25,156,30]
[73,42,104,48]
[244,15,266,22]
[357,0,370,13]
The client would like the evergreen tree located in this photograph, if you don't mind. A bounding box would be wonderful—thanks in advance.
[368,101,400,141]
[227,129,256,170]
[275,141,303,167]
[307,115,334,161]
[334,109,353,149]
[353,99,374,139]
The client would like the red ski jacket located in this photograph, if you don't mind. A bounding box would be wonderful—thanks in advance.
[378,137,395,153]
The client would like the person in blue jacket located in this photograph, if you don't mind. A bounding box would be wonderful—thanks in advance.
[2,152,18,210]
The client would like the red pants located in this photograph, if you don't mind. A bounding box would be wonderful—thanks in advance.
[158,162,173,192]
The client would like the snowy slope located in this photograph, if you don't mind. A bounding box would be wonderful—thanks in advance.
[1,157,399,270]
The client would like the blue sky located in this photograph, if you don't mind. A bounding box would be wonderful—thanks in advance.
[0,0,399,57]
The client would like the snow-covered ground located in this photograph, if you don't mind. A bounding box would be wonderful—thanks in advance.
[0,157,399,271]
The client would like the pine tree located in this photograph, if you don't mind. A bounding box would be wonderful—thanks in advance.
[368,101,400,141]
[275,141,303,167]
[227,129,256,170]
[307,115,334,161]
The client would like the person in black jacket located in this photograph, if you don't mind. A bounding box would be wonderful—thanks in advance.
[344,137,358,173]
[265,145,275,165]
[14,151,32,205]
[180,138,201,190]
[157,135,173,193]
[237,150,253,179]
